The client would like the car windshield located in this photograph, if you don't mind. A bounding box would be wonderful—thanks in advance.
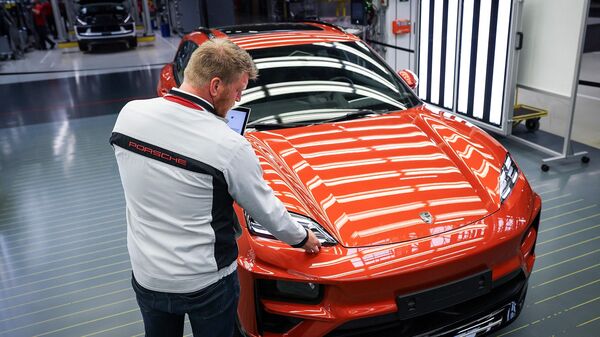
[80,4,127,16]
[240,41,421,126]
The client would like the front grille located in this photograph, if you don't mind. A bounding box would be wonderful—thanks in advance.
[91,25,121,33]
[325,270,527,337]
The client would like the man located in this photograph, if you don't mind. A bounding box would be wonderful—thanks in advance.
[110,38,321,337]
[31,0,55,50]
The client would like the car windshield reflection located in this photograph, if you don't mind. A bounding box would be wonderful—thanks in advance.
[240,41,421,125]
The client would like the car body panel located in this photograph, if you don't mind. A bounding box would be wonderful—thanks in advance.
[158,22,540,337]
[244,107,510,247]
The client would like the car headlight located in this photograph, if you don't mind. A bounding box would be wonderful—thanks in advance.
[76,17,87,25]
[245,211,337,246]
[123,14,132,23]
[499,153,519,202]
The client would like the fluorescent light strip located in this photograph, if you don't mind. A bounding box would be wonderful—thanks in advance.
[458,0,474,114]
[254,57,398,91]
[314,42,390,73]
[444,0,459,109]
[238,37,348,48]
[490,0,511,125]
[241,81,406,109]
[418,0,430,99]
[473,0,492,119]
[430,0,444,104]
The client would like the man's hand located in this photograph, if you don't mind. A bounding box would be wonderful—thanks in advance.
[302,230,322,254]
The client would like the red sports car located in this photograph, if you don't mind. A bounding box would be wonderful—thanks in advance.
[157,22,540,337]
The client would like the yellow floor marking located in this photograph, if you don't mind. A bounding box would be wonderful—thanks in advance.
[9,237,124,265]
[58,41,78,48]
[577,315,600,327]
[9,232,125,259]
[495,323,530,336]
[82,319,142,337]
[542,193,572,202]
[0,278,129,312]
[33,308,139,337]
[542,205,597,222]
[535,279,600,304]
[568,295,600,311]
[8,243,127,273]
[0,298,133,335]
[137,35,156,42]
[0,288,129,323]
[7,214,122,245]
[542,199,584,212]
[1,252,128,283]
[540,213,600,233]
[533,248,600,273]
[537,224,600,245]
[0,269,130,302]
[534,263,600,287]
[537,236,600,258]
[1,260,130,291]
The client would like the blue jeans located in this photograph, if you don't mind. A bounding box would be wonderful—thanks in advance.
[132,271,240,337]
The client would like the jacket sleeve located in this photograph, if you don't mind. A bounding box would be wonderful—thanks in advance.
[223,141,308,247]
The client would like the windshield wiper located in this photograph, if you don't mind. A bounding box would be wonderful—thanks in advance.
[247,110,387,131]
[247,121,309,131]
[318,109,384,123]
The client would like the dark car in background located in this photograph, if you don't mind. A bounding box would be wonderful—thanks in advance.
[74,1,136,52]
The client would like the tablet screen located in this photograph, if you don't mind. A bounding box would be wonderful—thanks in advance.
[225,106,251,135]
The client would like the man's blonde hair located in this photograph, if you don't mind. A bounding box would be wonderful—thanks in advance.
[183,38,258,87]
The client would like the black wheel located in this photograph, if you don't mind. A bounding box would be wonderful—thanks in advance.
[78,41,88,52]
[129,37,138,48]
[582,156,590,164]
[541,164,550,172]
[525,118,540,131]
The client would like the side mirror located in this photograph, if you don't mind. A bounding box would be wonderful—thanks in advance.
[397,69,418,90]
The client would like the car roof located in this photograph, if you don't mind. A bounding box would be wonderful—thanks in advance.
[183,21,360,50]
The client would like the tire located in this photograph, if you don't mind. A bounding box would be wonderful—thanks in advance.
[541,164,550,172]
[78,41,88,52]
[525,118,540,131]
[582,156,590,164]
[129,38,137,49]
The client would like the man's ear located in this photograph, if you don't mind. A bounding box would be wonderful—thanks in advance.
[209,77,222,97]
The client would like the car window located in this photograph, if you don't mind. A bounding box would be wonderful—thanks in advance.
[80,4,127,16]
[174,40,198,85]
[241,41,421,125]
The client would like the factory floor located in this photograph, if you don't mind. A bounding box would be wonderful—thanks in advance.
[0,34,599,337]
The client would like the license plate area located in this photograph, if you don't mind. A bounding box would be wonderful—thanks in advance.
[397,270,492,320]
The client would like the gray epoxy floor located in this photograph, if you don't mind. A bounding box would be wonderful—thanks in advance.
[0,33,599,336]
[0,111,599,337]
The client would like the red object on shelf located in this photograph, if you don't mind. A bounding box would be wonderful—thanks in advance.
[392,19,411,34]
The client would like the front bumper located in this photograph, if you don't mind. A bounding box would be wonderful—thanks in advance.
[324,269,527,337]
[237,184,540,337]
[75,24,135,42]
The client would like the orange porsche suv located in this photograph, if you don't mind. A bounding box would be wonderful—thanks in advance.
[157,22,540,337]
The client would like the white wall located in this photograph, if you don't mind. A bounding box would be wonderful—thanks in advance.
[382,0,417,72]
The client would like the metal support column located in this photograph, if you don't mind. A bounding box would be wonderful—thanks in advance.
[130,0,141,26]
[539,0,590,170]
[141,0,153,35]
[50,0,67,41]
[64,0,77,40]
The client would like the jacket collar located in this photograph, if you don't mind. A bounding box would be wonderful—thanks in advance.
[166,88,219,116]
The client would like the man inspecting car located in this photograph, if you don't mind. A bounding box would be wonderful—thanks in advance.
[110,38,321,337]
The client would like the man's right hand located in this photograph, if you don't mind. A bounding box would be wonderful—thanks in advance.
[302,230,322,254]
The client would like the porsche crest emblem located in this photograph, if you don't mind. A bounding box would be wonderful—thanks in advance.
[419,211,433,224]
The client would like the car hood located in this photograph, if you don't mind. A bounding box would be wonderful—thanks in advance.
[246,106,507,247]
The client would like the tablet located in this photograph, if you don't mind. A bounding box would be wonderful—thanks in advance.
[225,106,251,135]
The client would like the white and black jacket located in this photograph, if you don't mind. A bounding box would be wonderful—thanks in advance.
[110,89,307,293]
